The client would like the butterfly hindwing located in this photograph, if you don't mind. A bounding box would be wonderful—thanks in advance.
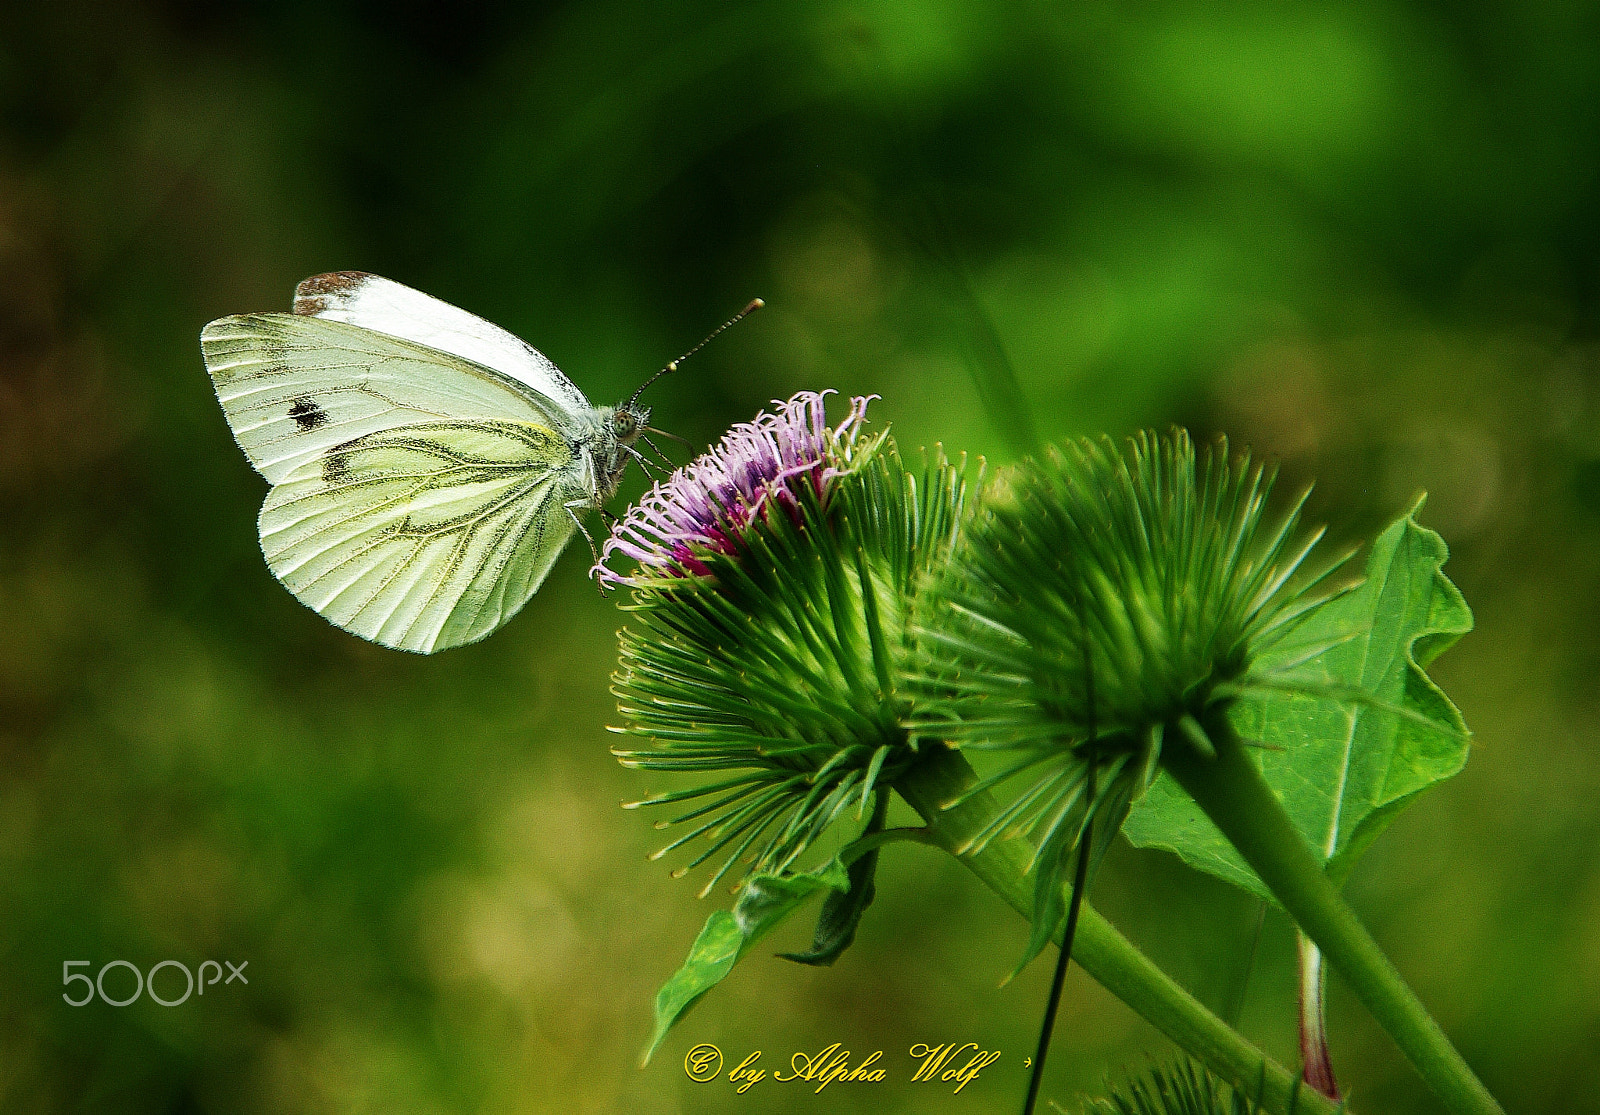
[257,419,581,653]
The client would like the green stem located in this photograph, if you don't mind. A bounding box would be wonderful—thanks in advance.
[1163,710,1503,1115]
[898,746,1338,1115]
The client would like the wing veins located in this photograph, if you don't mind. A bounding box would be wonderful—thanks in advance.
[400,504,499,650]
[263,463,556,548]
[277,472,557,583]
[476,484,562,635]
[394,484,542,651]
[415,479,563,649]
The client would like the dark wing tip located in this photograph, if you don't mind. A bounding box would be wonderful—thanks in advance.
[294,271,373,315]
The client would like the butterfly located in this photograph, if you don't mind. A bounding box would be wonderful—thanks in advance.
[201,272,753,654]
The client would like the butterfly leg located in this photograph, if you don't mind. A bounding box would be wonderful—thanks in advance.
[640,432,679,470]
[566,499,609,592]
[624,444,662,481]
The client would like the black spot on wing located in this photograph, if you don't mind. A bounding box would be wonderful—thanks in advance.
[289,397,330,431]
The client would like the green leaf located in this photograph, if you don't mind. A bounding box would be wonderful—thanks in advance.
[641,858,850,1064]
[1083,1058,1273,1115]
[777,849,879,966]
[779,791,888,967]
[1121,501,1473,900]
[1017,818,1076,979]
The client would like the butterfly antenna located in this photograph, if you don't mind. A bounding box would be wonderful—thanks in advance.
[627,298,764,407]
[644,426,695,449]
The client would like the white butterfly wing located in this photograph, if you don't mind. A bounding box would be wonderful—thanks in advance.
[202,312,591,653]
[202,312,574,484]
[257,421,579,653]
[292,271,592,417]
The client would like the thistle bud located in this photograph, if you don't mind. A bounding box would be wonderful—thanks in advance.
[910,430,1354,966]
[601,392,971,895]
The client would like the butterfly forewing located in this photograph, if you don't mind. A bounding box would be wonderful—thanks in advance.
[291,271,591,417]
[202,312,576,484]
[258,420,580,653]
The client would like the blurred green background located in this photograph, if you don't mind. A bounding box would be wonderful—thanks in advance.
[3,1,1598,1112]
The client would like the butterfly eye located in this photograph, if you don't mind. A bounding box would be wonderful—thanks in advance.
[613,412,637,438]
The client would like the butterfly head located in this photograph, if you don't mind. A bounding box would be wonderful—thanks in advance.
[586,401,652,501]
[610,403,649,444]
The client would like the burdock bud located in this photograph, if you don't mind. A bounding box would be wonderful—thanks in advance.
[911,430,1354,968]
[601,391,972,895]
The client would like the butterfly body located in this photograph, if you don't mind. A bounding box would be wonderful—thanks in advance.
[202,272,648,653]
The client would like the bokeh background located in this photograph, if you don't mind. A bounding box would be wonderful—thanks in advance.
[3,2,1598,1112]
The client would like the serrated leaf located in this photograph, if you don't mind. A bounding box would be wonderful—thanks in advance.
[1121,502,1473,900]
[1083,1058,1267,1115]
[642,859,850,1064]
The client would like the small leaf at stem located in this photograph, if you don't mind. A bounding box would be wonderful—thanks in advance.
[642,860,849,1064]
[777,851,879,966]
[779,792,889,966]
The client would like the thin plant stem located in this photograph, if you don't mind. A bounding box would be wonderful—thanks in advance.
[897,747,1340,1115]
[1025,633,1098,1115]
[1022,774,1094,1115]
[1163,709,1503,1115]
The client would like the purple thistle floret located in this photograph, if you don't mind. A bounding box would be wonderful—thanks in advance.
[597,390,874,584]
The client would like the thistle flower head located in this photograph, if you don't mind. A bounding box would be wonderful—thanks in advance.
[597,390,872,583]
[606,391,971,897]
[919,430,1352,755]
[908,431,1355,967]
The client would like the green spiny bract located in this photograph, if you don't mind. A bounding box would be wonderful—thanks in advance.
[910,430,1355,966]
[605,392,973,895]
[1082,1060,1267,1115]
